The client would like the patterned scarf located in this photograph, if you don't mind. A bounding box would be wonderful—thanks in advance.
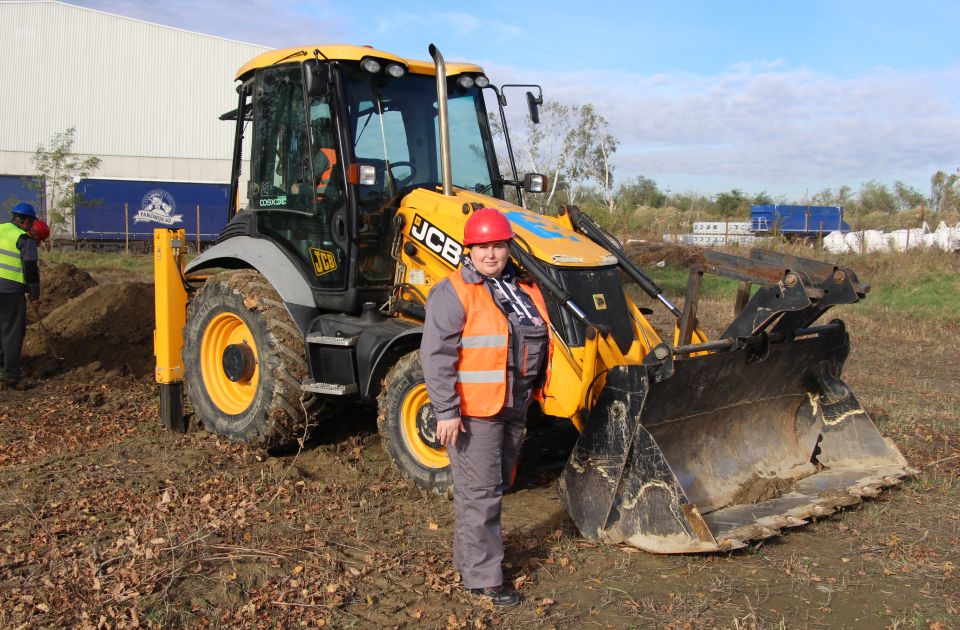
[462,255,544,327]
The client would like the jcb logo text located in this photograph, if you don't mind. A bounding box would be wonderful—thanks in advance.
[310,248,338,276]
[409,215,463,268]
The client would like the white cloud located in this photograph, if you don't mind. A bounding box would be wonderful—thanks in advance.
[488,60,960,196]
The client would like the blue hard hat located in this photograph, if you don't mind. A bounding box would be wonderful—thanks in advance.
[11,202,37,218]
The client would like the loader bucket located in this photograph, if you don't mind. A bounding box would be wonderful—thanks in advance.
[558,324,914,553]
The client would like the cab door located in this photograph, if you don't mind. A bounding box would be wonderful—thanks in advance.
[249,63,349,289]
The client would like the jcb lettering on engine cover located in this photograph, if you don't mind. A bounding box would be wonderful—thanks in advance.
[310,247,338,276]
[410,214,462,267]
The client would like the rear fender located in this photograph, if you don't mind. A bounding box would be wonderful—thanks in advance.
[185,236,316,333]
[363,328,423,399]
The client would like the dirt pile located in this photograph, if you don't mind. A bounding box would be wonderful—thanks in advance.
[623,240,702,267]
[27,261,97,323]
[23,281,155,378]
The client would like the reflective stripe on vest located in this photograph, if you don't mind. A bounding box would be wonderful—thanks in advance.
[0,223,26,285]
[447,270,552,418]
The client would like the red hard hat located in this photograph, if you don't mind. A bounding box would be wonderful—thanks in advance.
[30,219,50,242]
[463,208,513,246]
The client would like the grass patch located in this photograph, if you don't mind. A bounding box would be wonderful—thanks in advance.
[860,267,960,323]
[639,245,960,325]
[43,249,156,275]
[639,265,741,298]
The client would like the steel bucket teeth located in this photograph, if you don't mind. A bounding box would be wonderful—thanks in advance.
[558,327,912,553]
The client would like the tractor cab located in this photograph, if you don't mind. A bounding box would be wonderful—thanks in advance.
[220,45,538,312]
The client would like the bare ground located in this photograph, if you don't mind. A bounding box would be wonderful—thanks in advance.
[0,259,957,629]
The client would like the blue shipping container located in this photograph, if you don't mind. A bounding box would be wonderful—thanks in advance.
[751,205,850,236]
[0,174,45,223]
[74,179,230,243]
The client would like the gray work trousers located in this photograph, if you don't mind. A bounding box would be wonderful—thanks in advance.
[446,408,526,589]
[0,292,26,381]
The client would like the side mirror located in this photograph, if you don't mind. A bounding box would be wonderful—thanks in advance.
[526,91,542,124]
[304,59,329,97]
[523,173,547,193]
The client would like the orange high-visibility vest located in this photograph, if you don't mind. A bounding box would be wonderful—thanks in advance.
[316,148,337,190]
[448,270,553,418]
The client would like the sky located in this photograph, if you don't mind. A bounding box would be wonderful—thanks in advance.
[67,0,960,201]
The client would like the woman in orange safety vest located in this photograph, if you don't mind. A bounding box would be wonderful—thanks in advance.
[421,207,552,608]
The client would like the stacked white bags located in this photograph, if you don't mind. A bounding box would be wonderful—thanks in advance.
[823,222,960,254]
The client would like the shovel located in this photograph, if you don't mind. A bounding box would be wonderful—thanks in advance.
[32,301,64,372]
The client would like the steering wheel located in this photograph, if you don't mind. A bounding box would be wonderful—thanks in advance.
[388,161,417,188]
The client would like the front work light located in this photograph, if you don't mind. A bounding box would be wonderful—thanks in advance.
[523,173,547,193]
[456,75,475,89]
[358,164,377,186]
[474,75,490,88]
[361,57,382,73]
[385,63,406,78]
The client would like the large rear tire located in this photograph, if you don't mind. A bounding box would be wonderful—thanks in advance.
[183,270,315,450]
[377,350,452,496]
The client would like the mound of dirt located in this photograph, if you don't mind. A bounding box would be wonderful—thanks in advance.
[23,281,155,379]
[623,240,703,267]
[27,261,98,323]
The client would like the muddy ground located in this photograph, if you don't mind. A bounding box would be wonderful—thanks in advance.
[0,257,957,629]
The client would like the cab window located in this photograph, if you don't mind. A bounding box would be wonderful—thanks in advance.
[250,65,312,213]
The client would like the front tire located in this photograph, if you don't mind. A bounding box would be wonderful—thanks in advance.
[377,350,452,495]
[183,270,314,450]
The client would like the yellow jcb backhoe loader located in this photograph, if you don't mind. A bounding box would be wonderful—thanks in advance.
[154,43,913,553]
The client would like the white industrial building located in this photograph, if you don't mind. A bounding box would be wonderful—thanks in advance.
[1,0,269,189]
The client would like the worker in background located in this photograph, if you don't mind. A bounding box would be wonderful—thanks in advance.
[0,202,41,389]
[421,208,552,608]
[311,115,338,201]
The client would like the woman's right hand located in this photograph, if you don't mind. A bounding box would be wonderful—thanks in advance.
[436,417,465,447]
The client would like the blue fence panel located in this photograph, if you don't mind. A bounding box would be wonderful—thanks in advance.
[0,175,44,223]
[74,179,230,242]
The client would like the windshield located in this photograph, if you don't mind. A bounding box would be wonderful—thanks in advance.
[343,66,495,212]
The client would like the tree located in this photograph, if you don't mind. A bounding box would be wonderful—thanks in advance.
[617,176,662,209]
[930,170,959,214]
[810,187,834,206]
[513,100,619,214]
[516,101,580,212]
[751,191,774,206]
[714,189,747,217]
[836,185,853,209]
[857,180,896,215]
[30,127,101,234]
[893,180,924,212]
[810,185,852,208]
[570,104,619,213]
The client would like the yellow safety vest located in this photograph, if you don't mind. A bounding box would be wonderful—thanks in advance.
[0,222,27,285]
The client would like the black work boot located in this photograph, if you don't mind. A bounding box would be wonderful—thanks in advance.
[469,585,520,608]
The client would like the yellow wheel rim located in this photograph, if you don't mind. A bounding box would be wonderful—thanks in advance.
[200,312,259,415]
[400,383,449,469]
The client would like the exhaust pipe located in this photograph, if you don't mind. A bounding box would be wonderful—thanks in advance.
[428,44,453,196]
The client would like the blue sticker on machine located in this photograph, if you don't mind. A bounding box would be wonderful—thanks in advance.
[500,208,582,242]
